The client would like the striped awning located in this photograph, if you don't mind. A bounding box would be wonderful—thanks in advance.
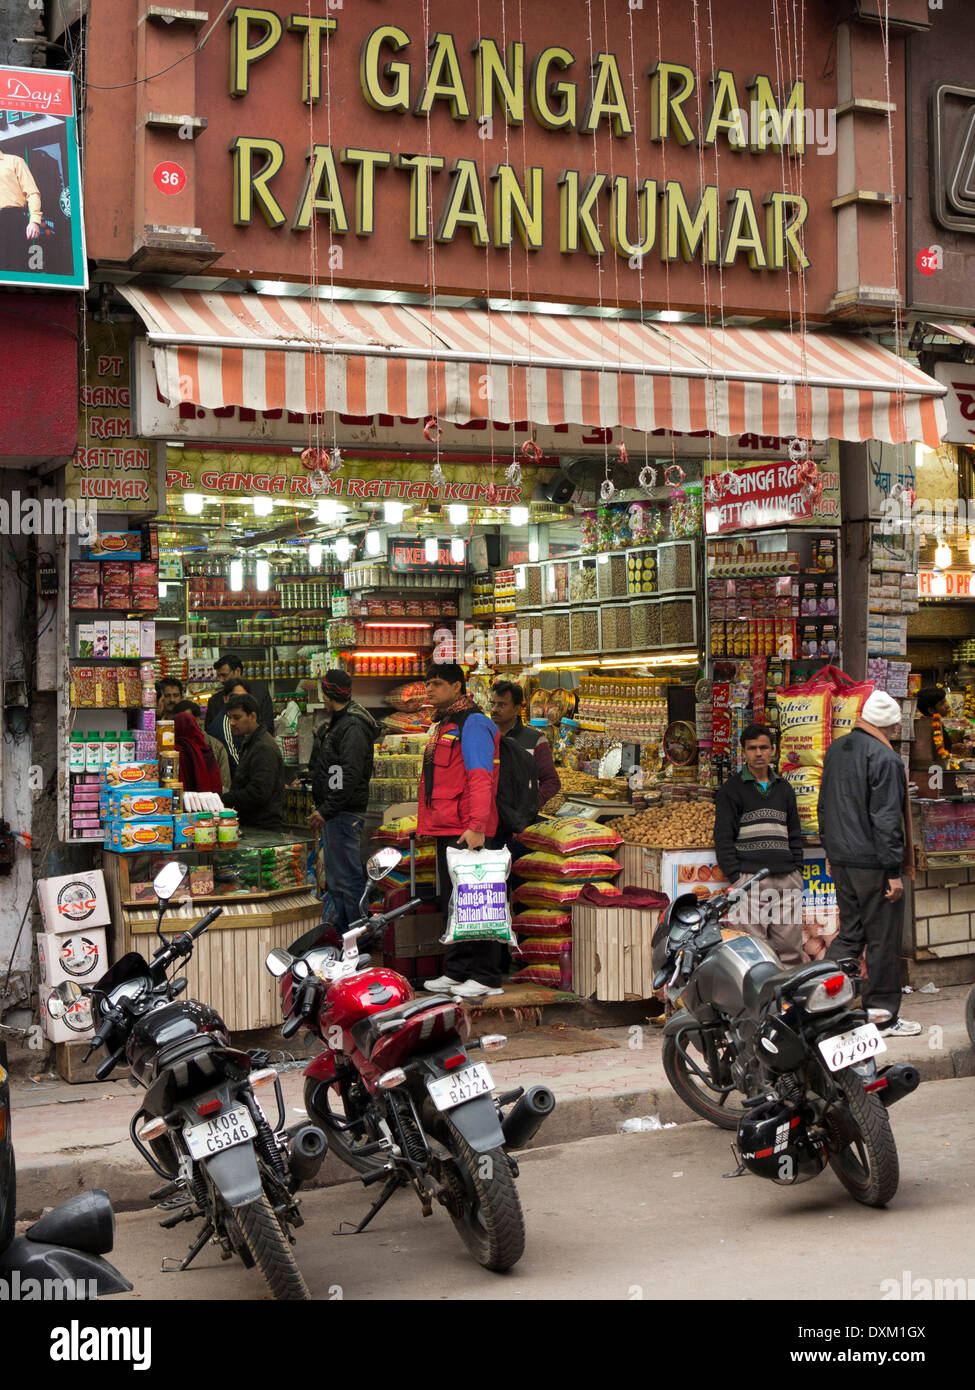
[121,287,947,448]
[922,320,975,350]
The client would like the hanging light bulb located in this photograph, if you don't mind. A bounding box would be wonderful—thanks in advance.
[184,493,204,515]
[425,536,439,564]
[309,543,323,568]
[229,560,243,592]
[935,537,953,569]
[385,501,405,525]
[334,536,352,563]
[448,503,469,525]
[317,498,338,523]
[509,505,529,527]
[450,536,465,563]
[931,570,948,597]
[528,539,540,562]
[255,559,270,591]
[253,496,273,518]
[365,529,381,556]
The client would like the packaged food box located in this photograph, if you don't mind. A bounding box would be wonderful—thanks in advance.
[173,813,197,848]
[100,759,160,789]
[95,666,118,707]
[101,561,132,585]
[118,666,142,707]
[132,562,158,583]
[86,531,142,561]
[70,584,100,610]
[69,667,96,708]
[71,561,101,585]
[99,787,173,820]
[131,584,159,611]
[109,621,126,658]
[37,869,111,933]
[74,624,95,658]
[105,817,175,852]
[101,584,131,610]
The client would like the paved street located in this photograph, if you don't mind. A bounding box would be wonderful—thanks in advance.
[103,1075,975,1303]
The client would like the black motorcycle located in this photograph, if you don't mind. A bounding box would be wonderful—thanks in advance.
[0,1040,131,1296]
[653,868,920,1207]
[54,862,328,1300]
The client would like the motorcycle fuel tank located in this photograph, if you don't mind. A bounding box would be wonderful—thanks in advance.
[686,934,781,1018]
[321,968,414,1040]
[127,998,228,1085]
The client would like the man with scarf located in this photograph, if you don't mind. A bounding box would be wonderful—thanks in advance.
[419,662,503,1002]
[818,690,920,1037]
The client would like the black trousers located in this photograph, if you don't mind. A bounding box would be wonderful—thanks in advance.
[435,834,505,988]
[825,863,904,1019]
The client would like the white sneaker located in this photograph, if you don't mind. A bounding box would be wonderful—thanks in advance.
[449,979,491,1001]
[424,975,460,992]
[879,1018,922,1037]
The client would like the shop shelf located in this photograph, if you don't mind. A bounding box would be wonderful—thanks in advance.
[657,540,697,593]
[569,605,601,655]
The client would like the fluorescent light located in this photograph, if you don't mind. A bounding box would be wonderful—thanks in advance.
[935,538,953,568]
[317,498,339,523]
[528,540,540,562]
[509,506,529,527]
[450,536,465,563]
[365,529,382,556]
[448,504,468,525]
[334,537,352,563]
[425,536,439,563]
[931,570,948,597]
[229,560,243,591]
[253,497,273,517]
[915,444,926,471]
[184,493,204,515]
[385,501,405,525]
[309,543,323,568]
[255,559,270,591]
[254,280,288,295]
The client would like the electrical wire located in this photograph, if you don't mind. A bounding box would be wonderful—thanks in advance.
[82,0,238,91]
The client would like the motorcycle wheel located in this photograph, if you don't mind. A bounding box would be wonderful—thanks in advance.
[443,1133,525,1273]
[304,1075,386,1177]
[662,1031,747,1130]
[236,1193,310,1301]
[965,987,975,1051]
[824,1067,899,1208]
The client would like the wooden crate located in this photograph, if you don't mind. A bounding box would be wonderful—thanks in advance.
[617,844,663,892]
[572,902,657,1002]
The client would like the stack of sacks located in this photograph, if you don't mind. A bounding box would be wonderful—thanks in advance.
[510,818,623,988]
[777,667,873,837]
[372,814,436,910]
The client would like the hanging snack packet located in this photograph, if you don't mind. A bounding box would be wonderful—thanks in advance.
[776,683,832,768]
[442,846,516,945]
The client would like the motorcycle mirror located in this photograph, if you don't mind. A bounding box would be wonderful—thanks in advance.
[153,860,188,903]
[265,948,294,978]
[652,968,669,991]
[44,988,66,1021]
[366,847,402,881]
[54,980,84,1008]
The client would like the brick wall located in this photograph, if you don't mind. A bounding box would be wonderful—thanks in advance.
[912,867,975,958]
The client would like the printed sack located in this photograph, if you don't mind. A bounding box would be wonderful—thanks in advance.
[442,846,516,946]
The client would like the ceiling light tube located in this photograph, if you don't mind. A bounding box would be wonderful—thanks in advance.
[184,493,204,515]
[334,537,352,563]
[253,497,273,517]
[509,506,529,527]
[309,543,323,568]
[317,498,339,523]
[229,560,243,592]
[365,529,382,556]
[385,501,405,525]
[448,504,468,525]
[255,559,270,591]
[425,536,439,563]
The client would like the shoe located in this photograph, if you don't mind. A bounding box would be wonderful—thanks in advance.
[879,1018,922,1037]
[449,979,491,1001]
[424,974,461,992]
[479,985,505,997]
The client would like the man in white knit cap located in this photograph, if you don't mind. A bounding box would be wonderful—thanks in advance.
[817,690,919,1036]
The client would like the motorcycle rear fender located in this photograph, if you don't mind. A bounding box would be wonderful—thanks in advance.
[305,1051,338,1084]
[202,1143,264,1207]
[443,1095,506,1155]
[0,1237,132,1295]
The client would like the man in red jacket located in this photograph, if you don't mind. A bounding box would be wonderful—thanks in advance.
[418,662,504,1001]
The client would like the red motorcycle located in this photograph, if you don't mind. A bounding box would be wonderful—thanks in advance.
[266,848,555,1272]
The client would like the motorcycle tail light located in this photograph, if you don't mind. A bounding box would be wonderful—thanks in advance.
[377,1068,407,1090]
[249,1067,279,1090]
[804,974,855,1013]
[864,1077,889,1094]
[480,1034,508,1052]
[442,1053,466,1070]
[138,1116,169,1141]
[197,1099,222,1116]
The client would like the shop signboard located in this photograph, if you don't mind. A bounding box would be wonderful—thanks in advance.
[64,322,159,512]
[164,447,539,509]
[918,568,975,598]
[933,361,975,443]
[84,0,840,318]
[702,458,841,534]
[0,66,87,290]
[660,848,837,943]
[388,536,465,574]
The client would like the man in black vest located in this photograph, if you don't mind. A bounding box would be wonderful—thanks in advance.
[714,723,804,966]
[489,680,561,809]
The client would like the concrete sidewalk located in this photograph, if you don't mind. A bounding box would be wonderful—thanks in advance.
[8,982,973,1218]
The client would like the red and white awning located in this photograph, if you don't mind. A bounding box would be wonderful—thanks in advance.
[121,287,947,448]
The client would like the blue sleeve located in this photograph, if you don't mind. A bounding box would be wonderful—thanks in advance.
[460,714,498,774]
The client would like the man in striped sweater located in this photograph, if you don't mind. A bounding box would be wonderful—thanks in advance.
[713,723,804,966]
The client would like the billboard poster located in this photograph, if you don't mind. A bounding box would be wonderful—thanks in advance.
[0,65,87,290]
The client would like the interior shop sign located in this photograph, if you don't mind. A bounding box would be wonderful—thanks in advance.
[703,459,840,533]
[226,13,817,272]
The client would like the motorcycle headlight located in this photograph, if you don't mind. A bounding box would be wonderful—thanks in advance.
[804,973,854,1013]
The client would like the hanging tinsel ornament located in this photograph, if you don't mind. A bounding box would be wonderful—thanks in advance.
[520,438,543,463]
[505,460,523,487]
[618,443,629,466]
[600,476,617,503]
[788,437,810,464]
[308,470,330,496]
[638,464,657,492]
[704,476,722,505]
[664,463,686,488]
[484,482,501,505]
[329,447,344,474]
[300,446,330,471]
[430,461,445,489]
[720,468,739,497]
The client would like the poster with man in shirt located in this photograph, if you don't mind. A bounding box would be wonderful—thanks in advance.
[713,722,804,966]
[0,66,87,288]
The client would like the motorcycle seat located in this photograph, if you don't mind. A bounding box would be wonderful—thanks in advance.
[350,996,456,1057]
[741,962,832,1014]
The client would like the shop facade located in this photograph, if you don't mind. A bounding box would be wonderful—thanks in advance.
[42,0,952,1041]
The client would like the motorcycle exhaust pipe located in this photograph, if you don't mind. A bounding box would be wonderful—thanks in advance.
[501,1085,556,1150]
[875,1062,921,1108]
[287,1124,329,1189]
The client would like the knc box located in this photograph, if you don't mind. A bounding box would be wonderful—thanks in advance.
[37,870,111,935]
[37,929,108,986]
[40,988,94,1044]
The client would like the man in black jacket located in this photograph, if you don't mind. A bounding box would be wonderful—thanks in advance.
[308,671,377,932]
[714,723,804,966]
[223,694,286,831]
[818,690,920,1037]
[205,652,275,735]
